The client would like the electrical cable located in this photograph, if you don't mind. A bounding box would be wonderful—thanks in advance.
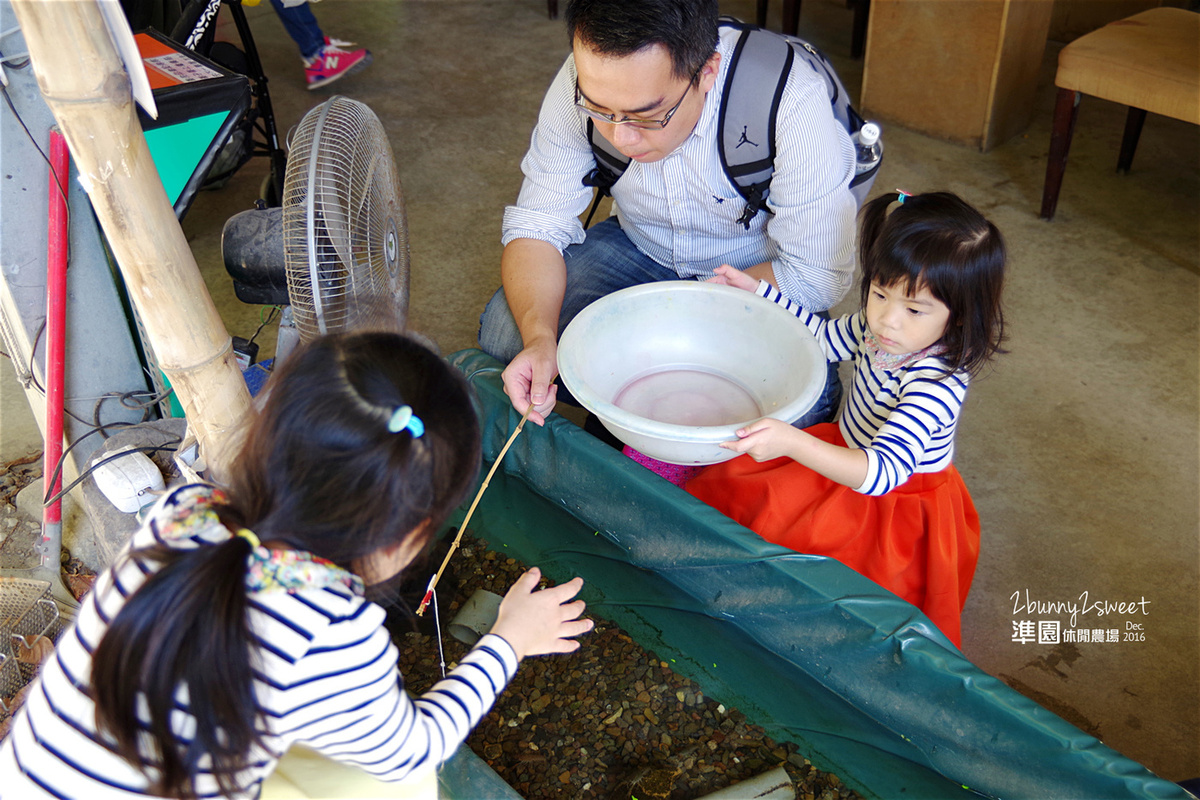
[43,441,181,508]
[1,79,70,232]
[39,422,139,503]
[246,305,280,348]
[89,388,172,439]
[25,318,46,394]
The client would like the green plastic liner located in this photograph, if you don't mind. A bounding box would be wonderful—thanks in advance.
[449,349,1185,800]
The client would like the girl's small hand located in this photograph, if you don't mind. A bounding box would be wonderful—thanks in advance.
[720,417,802,462]
[708,265,759,293]
[490,568,593,659]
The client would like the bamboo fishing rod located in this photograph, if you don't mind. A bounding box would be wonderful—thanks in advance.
[416,405,533,616]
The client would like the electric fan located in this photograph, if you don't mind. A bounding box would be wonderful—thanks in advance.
[283,96,409,341]
[222,96,409,362]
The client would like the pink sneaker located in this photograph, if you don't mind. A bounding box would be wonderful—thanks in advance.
[305,42,372,90]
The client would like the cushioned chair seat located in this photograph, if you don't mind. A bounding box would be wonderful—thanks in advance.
[1056,7,1200,125]
[1040,6,1200,220]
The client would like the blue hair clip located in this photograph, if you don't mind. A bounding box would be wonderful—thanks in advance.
[387,405,425,437]
[896,189,911,204]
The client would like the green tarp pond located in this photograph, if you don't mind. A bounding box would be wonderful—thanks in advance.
[445,349,1185,800]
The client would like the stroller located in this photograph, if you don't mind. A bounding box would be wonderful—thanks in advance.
[125,0,288,212]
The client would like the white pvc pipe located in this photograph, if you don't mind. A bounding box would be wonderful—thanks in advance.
[447,589,503,646]
[695,766,796,799]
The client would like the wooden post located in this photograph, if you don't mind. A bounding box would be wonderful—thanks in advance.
[10,0,251,473]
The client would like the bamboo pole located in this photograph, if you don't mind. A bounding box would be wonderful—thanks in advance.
[10,0,252,473]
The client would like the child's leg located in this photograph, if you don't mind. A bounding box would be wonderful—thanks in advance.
[623,445,704,488]
[269,0,324,61]
[269,0,373,90]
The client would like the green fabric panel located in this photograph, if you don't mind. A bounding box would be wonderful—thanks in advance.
[448,349,1185,800]
[438,746,524,799]
[157,371,185,418]
[143,112,226,204]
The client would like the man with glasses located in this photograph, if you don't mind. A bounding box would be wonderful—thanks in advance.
[479,0,857,429]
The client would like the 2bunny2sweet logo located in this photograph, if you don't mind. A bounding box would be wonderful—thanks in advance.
[1009,589,1150,645]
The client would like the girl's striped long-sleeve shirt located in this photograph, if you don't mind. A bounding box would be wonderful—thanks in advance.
[755,281,969,496]
[0,484,518,799]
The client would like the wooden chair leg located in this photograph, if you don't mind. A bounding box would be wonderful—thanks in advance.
[757,0,769,28]
[782,0,801,36]
[1040,87,1081,221]
[1117,107,1146,174]
[547,0,557,20]
[851,0,870,59]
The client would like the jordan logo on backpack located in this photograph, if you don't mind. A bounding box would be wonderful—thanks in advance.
[736,126,759,149]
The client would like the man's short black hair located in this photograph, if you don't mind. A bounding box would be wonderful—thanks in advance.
[566,0,720,83]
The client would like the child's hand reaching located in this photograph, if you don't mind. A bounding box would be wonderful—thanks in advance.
[721,417,804,462]
[490,568,593,659]
[708,264,759,292]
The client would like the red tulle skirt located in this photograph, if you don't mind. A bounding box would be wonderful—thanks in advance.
[685,423,979,646]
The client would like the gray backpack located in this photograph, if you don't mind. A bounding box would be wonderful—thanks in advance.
[584,18,879,228]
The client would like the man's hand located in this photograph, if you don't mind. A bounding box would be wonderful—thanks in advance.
[501,336,559,426]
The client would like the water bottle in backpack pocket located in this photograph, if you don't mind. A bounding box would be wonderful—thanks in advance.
[851,121,883,191]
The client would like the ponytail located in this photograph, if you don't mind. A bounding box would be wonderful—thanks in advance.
[92,534,261,798]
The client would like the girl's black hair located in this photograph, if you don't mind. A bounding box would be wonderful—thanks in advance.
[858,191,1007,378]
[90,332,481,798]
[565,0,720,83]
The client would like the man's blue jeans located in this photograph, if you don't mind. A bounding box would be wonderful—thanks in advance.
[478,218,842,428]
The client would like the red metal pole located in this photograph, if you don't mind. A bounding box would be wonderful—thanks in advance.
[41,127,69,568]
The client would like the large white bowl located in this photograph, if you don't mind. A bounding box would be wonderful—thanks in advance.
[557,281,826,465]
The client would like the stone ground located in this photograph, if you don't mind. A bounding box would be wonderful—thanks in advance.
[0,454,41,567]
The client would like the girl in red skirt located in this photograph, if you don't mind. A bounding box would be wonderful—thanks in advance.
[687,191,1006,647]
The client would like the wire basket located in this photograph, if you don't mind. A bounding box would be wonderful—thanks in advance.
[0,577,63,721]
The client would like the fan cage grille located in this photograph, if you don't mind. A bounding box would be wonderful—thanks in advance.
[282,97,409,342]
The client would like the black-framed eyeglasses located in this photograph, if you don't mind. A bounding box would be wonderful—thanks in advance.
[574,66,701,130]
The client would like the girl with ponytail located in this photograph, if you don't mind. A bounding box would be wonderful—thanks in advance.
[1,331,591,799]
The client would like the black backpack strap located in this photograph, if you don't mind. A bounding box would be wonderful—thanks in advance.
[582,118,630,227]
[717,23,792,229]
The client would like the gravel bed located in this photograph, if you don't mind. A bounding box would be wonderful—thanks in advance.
[392,532,864,800]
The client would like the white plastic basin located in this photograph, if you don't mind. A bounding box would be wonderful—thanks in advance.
[557,281,826,465]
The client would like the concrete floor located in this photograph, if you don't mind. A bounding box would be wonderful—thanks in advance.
[2,0,1197,787]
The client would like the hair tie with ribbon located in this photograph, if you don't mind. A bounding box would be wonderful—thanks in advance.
[896,189,911,204]
[236,528,261,548]
[387,405,425,437]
